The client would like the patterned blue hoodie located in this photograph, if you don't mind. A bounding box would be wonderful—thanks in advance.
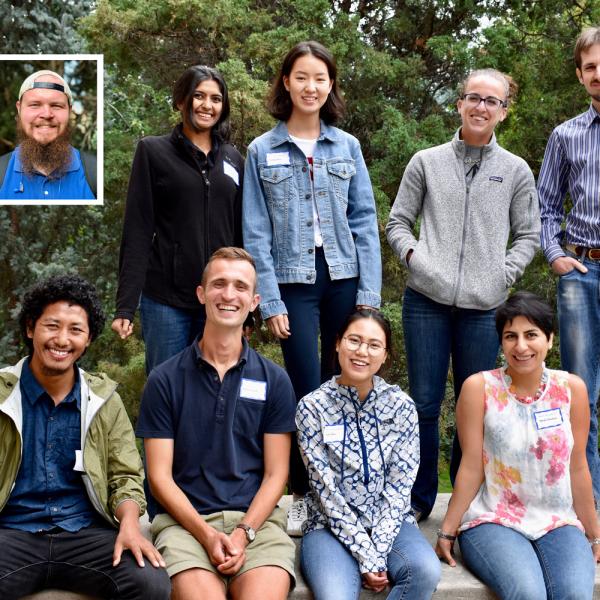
[296,376,419,573]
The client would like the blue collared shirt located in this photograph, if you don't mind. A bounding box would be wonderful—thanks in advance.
[0,146,95,200]
[136,336,297,518]
[538,104,600,263]
[0,360,99,532]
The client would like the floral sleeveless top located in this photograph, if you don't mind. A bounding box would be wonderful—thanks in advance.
[459,367,583,540]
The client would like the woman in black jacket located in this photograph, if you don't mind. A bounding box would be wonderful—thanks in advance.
[112,66,244,373]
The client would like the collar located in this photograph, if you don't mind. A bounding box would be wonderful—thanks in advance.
[452,129,497,160]
[173,123,219,165]
[326,374,390,406]
[269,119,340,148]
[192,333,249,370]
[13,146,80,175]
[583,103,600,127]
[20,358,81,409]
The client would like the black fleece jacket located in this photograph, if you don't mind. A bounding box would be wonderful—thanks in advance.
[115,124,244,321]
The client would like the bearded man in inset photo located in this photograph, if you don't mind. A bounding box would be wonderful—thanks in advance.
[0,69,96,200]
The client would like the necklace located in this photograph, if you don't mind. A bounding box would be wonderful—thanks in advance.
[502,364,549,404]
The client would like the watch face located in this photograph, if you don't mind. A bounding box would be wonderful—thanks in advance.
[247,527,256,542]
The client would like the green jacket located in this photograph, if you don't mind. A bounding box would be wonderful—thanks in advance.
[0,358,146,526]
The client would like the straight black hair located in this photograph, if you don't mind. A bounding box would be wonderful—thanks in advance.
[172,65,231,141]
[268,41,345,124]
[337,308,393,355]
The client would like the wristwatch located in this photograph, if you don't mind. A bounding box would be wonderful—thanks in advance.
[235,523,256,543]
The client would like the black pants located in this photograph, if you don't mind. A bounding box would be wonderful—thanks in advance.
[0,525,171,600]
[280,248,359,495]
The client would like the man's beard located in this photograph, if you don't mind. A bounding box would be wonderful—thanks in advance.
[17,120,73,178]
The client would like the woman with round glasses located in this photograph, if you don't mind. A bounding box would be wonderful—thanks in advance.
[386,69,540,521]
[296,309,440,600]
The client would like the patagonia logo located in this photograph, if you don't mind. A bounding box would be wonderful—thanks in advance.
[489,176,503,183]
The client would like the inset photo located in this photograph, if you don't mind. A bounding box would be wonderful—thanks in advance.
[0,54,103,205]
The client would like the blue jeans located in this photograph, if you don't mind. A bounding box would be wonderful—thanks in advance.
[402,287,499,516]
[557,253,600,499]
[459,523,595,600]
[280,248,358,495]
[140,293,206,374]
[301,522,440,600]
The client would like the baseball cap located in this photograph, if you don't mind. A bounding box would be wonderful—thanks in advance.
[18,70,73,106]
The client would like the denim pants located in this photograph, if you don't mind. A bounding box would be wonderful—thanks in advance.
[140,293,206,374]
[280,248,358,495]
[557,253,600,499]
[0,526,171,600]
[459,523,595,600]
[402,287,499,516]
[301,521,440,600]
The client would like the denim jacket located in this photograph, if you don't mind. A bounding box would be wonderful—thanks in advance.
[243,121,381,319]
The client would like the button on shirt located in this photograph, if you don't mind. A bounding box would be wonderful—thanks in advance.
[538,104,600,263]
[0,146,95,200]
[0,361,99,532]
[136,336,297,518]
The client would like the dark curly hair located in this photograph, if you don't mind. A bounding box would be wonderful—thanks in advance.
[19,274,106,354]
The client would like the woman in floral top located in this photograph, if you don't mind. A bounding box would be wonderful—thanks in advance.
[296,309,440,600]
[436,291,600,599]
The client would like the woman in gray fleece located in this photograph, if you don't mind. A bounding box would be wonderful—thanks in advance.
[385,69,540,520]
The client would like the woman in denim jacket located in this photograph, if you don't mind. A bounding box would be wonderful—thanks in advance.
[243,41,381,529]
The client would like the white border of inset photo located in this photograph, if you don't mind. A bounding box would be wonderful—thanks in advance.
[0,53,103,205]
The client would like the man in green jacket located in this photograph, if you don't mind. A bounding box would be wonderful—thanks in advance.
[0,274,170,599]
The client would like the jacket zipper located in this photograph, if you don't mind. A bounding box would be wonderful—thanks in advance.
[202,168,210,262]
[355,410,370,485]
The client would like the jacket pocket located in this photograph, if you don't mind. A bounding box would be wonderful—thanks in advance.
[259,165,294,207]
[327,160,356,206]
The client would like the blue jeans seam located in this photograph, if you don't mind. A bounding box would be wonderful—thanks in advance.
[388,545,412,599]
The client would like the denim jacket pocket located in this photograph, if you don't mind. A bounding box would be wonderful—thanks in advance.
[259,165,294,207]
[327,160,356,205]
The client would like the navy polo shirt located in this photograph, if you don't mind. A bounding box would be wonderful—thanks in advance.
[0,360,99,532]
[136,336,296,518]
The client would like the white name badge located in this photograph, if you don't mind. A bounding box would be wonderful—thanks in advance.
[73,449,85,472]
[240,378,267,401]
[223,161,239,185]
[266,152,290,166]
[323,424,345,444]
[533,408,563,430]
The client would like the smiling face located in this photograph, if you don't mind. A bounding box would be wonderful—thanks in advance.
[197,258,260,329]
[336,317,388,397]
[501,315,553,378]
[27,301,91,379]
[283,53,333,119]
[17,75,70,146]
[181,78,224,134]
[577,43,600,111]
[457,75,507,146]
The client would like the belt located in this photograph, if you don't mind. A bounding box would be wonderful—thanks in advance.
[565,244,600,261]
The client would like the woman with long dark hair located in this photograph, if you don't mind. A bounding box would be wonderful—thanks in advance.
[243,42,381,533]
[113,65,244,373]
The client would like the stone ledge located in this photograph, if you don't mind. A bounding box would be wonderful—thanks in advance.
[22,493,600,599]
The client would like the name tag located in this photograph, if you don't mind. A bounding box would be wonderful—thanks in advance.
[533,408,563,430]
[73,449,85,472]
[266,152,290,166]
[240,378,267,401]
[323,424,344,443]
[223,161,239,185]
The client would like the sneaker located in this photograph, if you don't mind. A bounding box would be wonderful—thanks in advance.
[287,498,307,537]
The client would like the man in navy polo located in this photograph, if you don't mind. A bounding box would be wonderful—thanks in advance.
[137,247,297,600]
[0,69,96,200]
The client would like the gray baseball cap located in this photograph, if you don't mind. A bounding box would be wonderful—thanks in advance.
[19,70,73,106]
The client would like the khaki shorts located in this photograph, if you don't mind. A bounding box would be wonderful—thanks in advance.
[151,507,296,588]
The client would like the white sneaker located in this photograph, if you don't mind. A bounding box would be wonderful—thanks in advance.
[287,498,307,537]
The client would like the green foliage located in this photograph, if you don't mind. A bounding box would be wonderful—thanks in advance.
[2,0,600,485]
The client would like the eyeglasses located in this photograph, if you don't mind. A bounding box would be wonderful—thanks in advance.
[461,93,507,110]
[342,335,386,356]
